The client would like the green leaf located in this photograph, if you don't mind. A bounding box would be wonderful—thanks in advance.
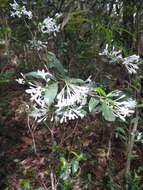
[101,101,115,122]
[69,78,85,84]
[20,179,32,190]
[60,157,71,180]
[80,109,87,118]
[44,82,58,105]
[60,157,67,170]
[62,180,73,189]
[89,98,99,112]
[71,159,79,175]
[25,71,54,80]
[78,153,87,161]
[25,71,42,78]
[115,127,126,135]
[60,166,71,180]
[95,87,107,97]
[47,52,67,76]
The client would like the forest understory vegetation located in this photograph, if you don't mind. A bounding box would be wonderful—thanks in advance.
[0,0,143,189]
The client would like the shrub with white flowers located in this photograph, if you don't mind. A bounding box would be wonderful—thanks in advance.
[28,40,48,51]
[39,17,60,35]
[99,44,140,74]
[10,0,32,19]
[16,53,136,124]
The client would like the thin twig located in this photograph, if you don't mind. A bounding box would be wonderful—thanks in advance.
[27,116,37,154]
[125,114,139,189]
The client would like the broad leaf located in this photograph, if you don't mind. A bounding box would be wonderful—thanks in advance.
[89,98,99,112]
[101,101,115,122]
[95,87,107,97]
[47,52,67,76]
[60,165,71,180]
[69,78,85,84]
[60,157,67,170]
[20,179,32,190]
[71,159,79,175]
[25,71,54,80]
[44,82,58,105]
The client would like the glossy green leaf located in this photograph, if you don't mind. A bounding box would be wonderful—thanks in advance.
[71,159,79,175]
[101,101,115,122]
[89,98,100,112]
[60,166,71,180]
[20,179,32,190]
[47,52,67,76]
[95,87,107,97]
[60,157,67,170]
[44,82,58,105]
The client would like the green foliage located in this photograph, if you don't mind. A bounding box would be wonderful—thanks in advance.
[47,52,67,76]
[88,98,100,112]
[0,0,8,8]
[95,87,107,97]
[101,101,116,122]
[59,153,86,189]
[115,126,127,142]
[44,82,58,105]
[103,176,117,190]
[19,179,32,190]
[128,173,143,190]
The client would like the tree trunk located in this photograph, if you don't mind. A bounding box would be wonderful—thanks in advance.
[122,0,135,53]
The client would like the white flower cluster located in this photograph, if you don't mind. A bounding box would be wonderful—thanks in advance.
[134,130,143,143]
[99,44,140,74]
[16,70,136,124]
[122,55,140,74]
[107,91,136,121]
[16,70,53,122]
[29,40,48,51]
[55,105,85,123]
[16,73,26,84]
[10,0,32,19]
[55,82,89,123]
[56,83,89,107]
[25,85,45,108]
[99,44,123,62]
[39,17,60,35]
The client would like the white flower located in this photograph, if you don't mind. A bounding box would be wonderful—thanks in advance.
[25,86,45,108]
[99,44,109,56]
[122,55,140,74]
[54,80,89,123]
[106,91,136,121]
[56,83,89,108]
[10,0,32,19]
[23,9,32,19]
[136,131,142,141]
[99,44,123,62]
[29,105,48,123]
[10,0,19,11]
[132,130,143,143]
[111,98,136,121]
[16,78,25,84]
[29,40,47,51]
[39,17,60,34]
[55,105,85,123]
[16,73,26,84]
[36,69,53,82]
[55,13,62,18]
[54,81,89,123]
